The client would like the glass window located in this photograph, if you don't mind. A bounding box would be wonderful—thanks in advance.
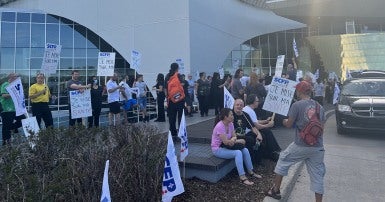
[60,24,73,48]
[30,58,43,69]
[46,23,59,44]
[46,14,59,23]
[16,23,30,47]
[17,13,30,22]
[31,23,45,47]
[74,58,86,70]
[31,13,45,23]
[1,22,15,47]
[61,48,73,57]
[87,58,98,70]
[60,58,73,69]
[2,12,15,22]
[31,47,44,57]
[86,29,98,49]
[74,48,86,57]
[74,25,86,48]
[1,48,15,69]
[87,48,99,58]
[15,48,30,69]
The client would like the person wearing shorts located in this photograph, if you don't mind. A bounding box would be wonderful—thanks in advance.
[266,81,326,202]
[107,73,124,126]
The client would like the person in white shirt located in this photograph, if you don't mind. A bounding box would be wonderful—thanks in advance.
[107,73,124,126]
[313,78,325,106]
[243,94,281,163]
[134,74,149,122]
[119,75,138,123]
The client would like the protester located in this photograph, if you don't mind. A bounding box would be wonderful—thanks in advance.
[314,78,325,106]
[244,72,268,119]
[186,74,195,116]
[67,70,89,126]
[106,72,124,126]
[181,74,192,118]
[29,73,54,128]
[285,58,297,81]
[211,108,262,186]
[266,81,326,201]
[0,73,25,145]
[196,72,210,117]
[134,74,149,122]
[231,68,244,100]
[152,73,166,122]
[165,63,185,137]
[243,94,281,163]
[232,99,263,166]
[210,72,228,116]
[87,76,103,128]
[120,75,138,124]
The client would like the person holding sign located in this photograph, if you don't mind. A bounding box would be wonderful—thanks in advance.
[67,70,90,126]
[29,73,54,128]
[266,81,326,201]
[0,73,25,145]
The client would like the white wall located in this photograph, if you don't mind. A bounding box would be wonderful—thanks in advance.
[5,0,304,90]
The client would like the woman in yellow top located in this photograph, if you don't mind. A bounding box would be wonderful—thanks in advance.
[29,73,54,128]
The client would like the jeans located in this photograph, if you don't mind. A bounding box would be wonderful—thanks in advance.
[213,147,253,176]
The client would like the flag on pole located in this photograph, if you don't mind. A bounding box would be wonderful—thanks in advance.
[5,77,27,116]
[178,111,188,161]
[100,160,111,202]
[224,87,235,109]
[162,132,185,202]
[293,38,299,58]
[314,69,320,80]
[333,83,340,105]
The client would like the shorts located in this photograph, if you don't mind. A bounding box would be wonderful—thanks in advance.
[138,96,147,110]
[123,99,137,111]
[274,142,326,194]
[109,101,121,114]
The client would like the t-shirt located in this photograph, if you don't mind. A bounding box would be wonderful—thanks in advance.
[288,99,326,147]
[211,121,234,151]
[231,78,243,99]
[134,81,147,98]
[314,82,325,97]
[242,105,257,133]
[232,110,254,136]
[106,79,120,103]
[187,79,195,95]
[0,82,15,112]
[119,81,134,100]
[29,83,50,103]
[90,85,103,109]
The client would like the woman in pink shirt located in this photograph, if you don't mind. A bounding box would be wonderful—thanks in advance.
[211,108,262,186]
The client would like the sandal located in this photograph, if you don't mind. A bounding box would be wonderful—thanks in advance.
[240,176,254,186]
[265,186,281,200]
[249,171,262,179]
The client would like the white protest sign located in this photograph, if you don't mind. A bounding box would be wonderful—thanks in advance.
[41,43,62,75]
[6,77,27,116]
[22,116,40,138]
[218,66,224,79]
[97,52,115,76]
[131,50,141,72]
[69,89,92,119]
[224,87,235,109]
[176,58,185,75]
[296,70,303,82]
[262,77,297,116]
[275,55,285,78]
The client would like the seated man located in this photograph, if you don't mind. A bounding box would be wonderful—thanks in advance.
[232,99,263,166]
[243,94,281,162]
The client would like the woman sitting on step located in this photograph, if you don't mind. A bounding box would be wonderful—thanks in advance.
[211,108,262,186]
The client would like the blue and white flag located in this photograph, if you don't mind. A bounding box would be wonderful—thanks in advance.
[162,132,184,202]
[6,77,27,116]
[293,38,299,58]
[224,87,235,109]
[218,66,224,79]
[314,69,319,80]
[333,83,340,105]
[131,50,141,72]
[178,111,188,161]
[100,160,111,202]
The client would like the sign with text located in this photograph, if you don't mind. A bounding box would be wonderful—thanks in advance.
[6,77,27,116]
[131,50,141,72]
[41,43,62,75]
[275,55,285,78]
[97,52,115,76]
[262,77,297,116]
[22,116,40,138]
[69,89,92,119]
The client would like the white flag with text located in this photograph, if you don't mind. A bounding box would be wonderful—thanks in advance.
[224,87,235,109]
[100,160,111,202]
[178,111,188,161]
[5,77,27,116]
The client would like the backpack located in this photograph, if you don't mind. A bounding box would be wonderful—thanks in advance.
[299,101,323,146]
[167,73,185,103]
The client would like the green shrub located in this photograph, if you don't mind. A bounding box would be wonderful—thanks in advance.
[0,124,167,201]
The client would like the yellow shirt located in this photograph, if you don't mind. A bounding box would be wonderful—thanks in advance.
[29,83,50,103]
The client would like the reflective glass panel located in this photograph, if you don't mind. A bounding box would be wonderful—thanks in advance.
[2,12,15,22]
[31,23,45,47]
[15,48,30,69]
[17,12,30,22]
[1,47,15,69]
[1,22,15,47]
[16,23,30,47]
[31,13,45,23]
[46,23,59,44]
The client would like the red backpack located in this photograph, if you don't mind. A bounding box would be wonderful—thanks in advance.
[167,73,185,103]
[299,101,323,146]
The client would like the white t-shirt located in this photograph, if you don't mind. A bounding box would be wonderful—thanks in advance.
[242,105,257,133]
[107,79,120,103]
[119,81,136,100]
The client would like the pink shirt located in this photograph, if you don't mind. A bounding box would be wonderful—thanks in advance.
[211,121,234,151]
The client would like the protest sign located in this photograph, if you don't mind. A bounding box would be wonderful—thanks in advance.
[262,77,296,116]
[41,43,62,75]
[97,52,115,76]
[5,77,27,116]
[131,50,141,72]
[224,87,235,109]
[22,116,40,138]
[178,111,188,161]
[69,89,92,119]
[274,55,285,78]
[218,66,224,79]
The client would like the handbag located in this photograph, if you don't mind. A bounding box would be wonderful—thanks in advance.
[220,142,245,150]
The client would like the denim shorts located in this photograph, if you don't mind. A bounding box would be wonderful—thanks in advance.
[138,97,147,110]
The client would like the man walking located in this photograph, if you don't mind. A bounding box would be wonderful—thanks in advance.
[266,81,326,202]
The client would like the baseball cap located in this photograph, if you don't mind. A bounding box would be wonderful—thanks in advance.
[295,81,312,94]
